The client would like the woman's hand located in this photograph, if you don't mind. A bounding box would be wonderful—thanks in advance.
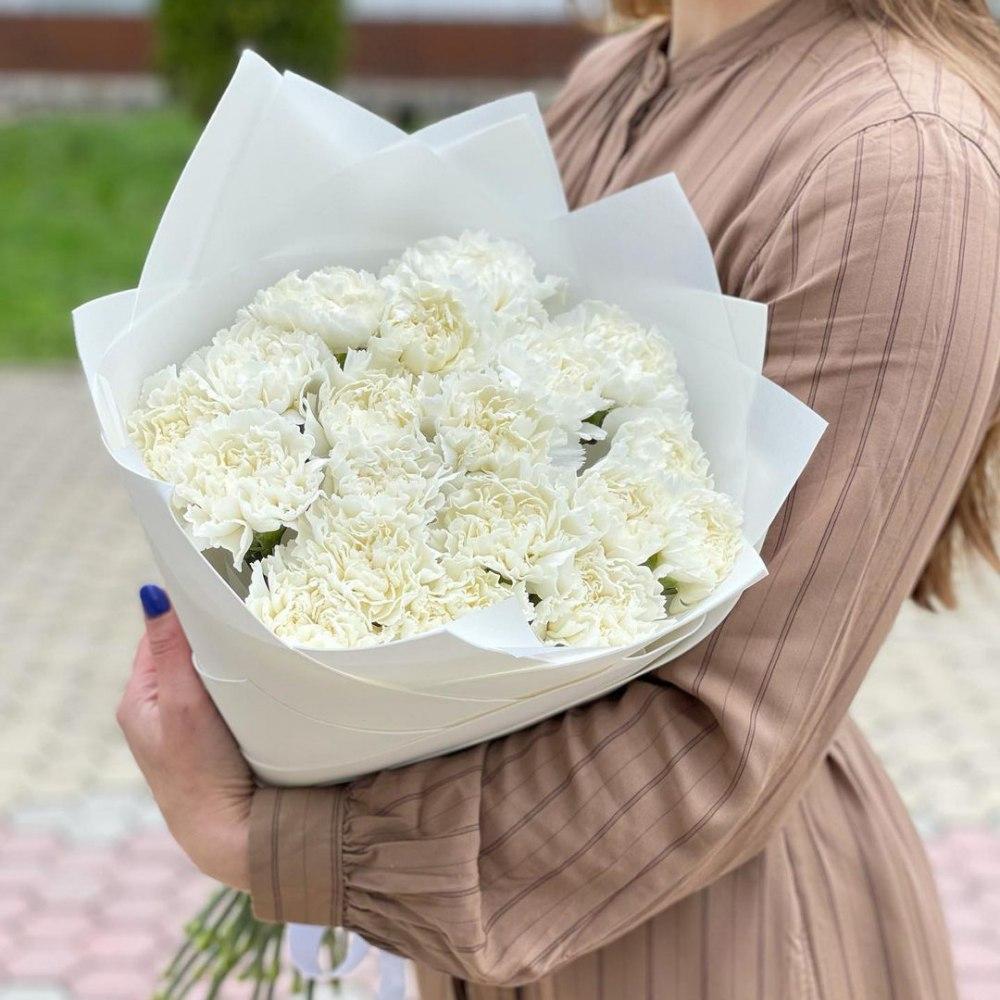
[117,584,254,892]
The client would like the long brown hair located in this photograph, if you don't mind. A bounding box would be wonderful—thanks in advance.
[609,0,1000,608]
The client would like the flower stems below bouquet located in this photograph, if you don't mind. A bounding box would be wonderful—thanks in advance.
[156,887,343,999]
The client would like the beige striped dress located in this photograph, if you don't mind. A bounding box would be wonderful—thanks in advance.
[249,2,1000,996]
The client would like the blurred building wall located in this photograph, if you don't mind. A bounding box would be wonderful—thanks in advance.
[0,0,589,80]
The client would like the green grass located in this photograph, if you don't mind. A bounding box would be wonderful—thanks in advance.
[0,110,200,361]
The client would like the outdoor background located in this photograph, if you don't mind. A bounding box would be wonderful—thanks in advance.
[1,1,998,998]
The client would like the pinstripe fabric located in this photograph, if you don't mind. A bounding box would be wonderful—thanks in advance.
[248,2,1000,996]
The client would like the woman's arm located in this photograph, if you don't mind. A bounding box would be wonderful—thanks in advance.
[246,118,998,985]
[121,116,999,987]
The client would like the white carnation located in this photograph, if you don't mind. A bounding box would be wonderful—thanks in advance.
[386,554,514,642]
[170,408,325,567]
[431,468,589,595]
[606,408,713,487]
[551,301,684,408]
[246,556,376,650]
[576,457,685,563]
[497,325,611,438]
[314,356,425,450]
[251,491,513,648]
[532,542,666,647]
[193,317,332,418]
[370,277,496,375]
[290,494,451,636]
[246,265,387,353]
[126,365,226,481]
[648,488,743,610]
[383,230,564,325]
[323,431,446,511]
[426,368,582,476]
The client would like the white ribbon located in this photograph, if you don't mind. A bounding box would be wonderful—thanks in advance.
[288,924,407,999]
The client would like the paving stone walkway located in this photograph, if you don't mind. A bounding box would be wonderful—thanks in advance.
[1,366,997,999]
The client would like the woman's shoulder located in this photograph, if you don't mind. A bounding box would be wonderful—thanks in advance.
[721,20,1000,295]
[788,22,999,188]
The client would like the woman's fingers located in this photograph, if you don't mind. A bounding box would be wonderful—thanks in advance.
[139,584,209,722]
[118,584,254,890]
[120,634,157,716]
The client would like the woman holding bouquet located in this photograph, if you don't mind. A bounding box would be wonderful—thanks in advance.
[119,0,1000,997]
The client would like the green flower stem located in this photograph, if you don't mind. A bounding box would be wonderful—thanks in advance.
[237,921,271,981]
[162,889,245,998]
[243,926,274,985]
[175,905,250,1000]
[162,926,216,996]
[264,926,285,1000]
[204,911,253,999]
[643,557,680,600]
[175,946,222,1000]
[161,889,338,999]
[587,408,613,428]
[244,528,286,566]
[162,887,230,982]
[246,929,274,1000]
[327,927,349,968]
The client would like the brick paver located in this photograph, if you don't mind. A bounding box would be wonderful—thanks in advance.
[1,366,997,998]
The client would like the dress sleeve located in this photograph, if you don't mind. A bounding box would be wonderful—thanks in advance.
[248,116,1000,986]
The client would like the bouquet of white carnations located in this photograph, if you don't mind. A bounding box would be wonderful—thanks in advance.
[75,52,825,793]
[126,229,743,655]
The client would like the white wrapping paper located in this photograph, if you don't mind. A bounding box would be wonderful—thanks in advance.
[74,53,826,786]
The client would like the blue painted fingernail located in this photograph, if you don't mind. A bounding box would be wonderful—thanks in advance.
[139,584,171,619]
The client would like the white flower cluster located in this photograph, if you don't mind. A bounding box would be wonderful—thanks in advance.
[127,231,742,648]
